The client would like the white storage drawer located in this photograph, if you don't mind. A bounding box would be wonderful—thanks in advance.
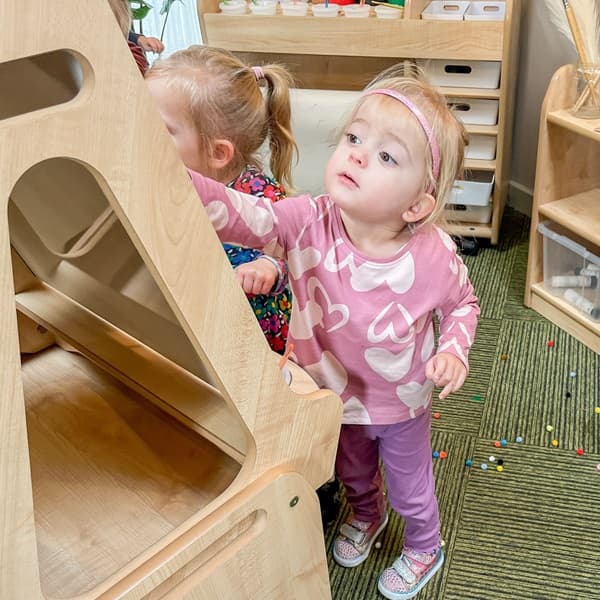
[418,59,501,89]
[465,134,497,160]
[538,220,600,322]
[447,97,499,125]
[464,1,506,21]
[445,203,492,223]
[449,171,494,206]
[421,1,470,20]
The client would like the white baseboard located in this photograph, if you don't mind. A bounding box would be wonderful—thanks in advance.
[507,181,533,217]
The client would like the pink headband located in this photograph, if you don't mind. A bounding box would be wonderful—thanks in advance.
[363,88,440,193]
[251,66,265,81]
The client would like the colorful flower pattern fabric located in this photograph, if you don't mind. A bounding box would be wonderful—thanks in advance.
[224,165,291,354]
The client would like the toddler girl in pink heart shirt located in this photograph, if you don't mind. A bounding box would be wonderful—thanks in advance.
[167,64,478,600]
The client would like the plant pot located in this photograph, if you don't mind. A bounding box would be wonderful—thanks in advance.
[312,3,340,16]
[249,0,277,14]
[343,4,370,17]
[219,0,247,14]
[281,1,309,15]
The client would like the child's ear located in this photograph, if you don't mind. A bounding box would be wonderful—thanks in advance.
[402,193,436,223]
[208,139,235,170]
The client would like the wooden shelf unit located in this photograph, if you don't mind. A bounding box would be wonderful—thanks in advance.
[197,0,522,244]
[525,64,600,353]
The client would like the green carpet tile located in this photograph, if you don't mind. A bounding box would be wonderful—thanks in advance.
[327,209,600,600]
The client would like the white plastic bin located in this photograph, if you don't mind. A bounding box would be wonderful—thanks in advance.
[445,203,492,223]
[538,221,600,321]
[464,1,506,21]
[417,59,501,89]
[450,171,494,206]
[465,134,497,160]
[447,97,499,125]
[421,1,469,20]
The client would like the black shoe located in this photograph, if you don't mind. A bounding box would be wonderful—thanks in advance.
[317,478,341,530]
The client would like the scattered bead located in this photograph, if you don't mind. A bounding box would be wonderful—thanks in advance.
[481,463,488,471]
[496,465,504,472]
[439,451,448,459]
[375,542,382,549]
[497,459,504,466]
[596,464,600,472]
[501,354,508,361]
[472,395,483,402]
[465,459,473,467]
[500,439,508,447]
[595,407,600,414]
[570,371,577,378]
[547,340,554,348]
[576,448,585,456]
[432,451,440,458]
[516,436,523,443]
[433,412,441,419]
[551,439,559,447]
[546,425,554,432]
[565,392,572,399]
[489,455,496,462]
[494,440,501,448]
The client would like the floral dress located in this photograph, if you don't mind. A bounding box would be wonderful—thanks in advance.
[224,165,291,354]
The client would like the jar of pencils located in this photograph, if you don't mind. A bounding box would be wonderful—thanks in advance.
[572,63,600,119]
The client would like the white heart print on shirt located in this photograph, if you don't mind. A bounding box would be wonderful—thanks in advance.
[291,277,350,340]
[364,345,415,383]
[397,380,435,418]
[324,240,416,294]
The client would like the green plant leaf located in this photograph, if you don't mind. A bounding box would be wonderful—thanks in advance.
[129,0,153,20]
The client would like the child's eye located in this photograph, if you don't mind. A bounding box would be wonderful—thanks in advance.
[345,132,360,145]
[379,151,397,165]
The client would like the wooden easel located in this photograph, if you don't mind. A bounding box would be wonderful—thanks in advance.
[0,2,342,598]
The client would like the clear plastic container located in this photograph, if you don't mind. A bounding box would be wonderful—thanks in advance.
[281,1,309,15]
[538,220,600,321]
[343,4,371,17]
[571,64,600,119]
[312,3,340,16]
[249,0,277,14]
[219,0,248,14]
[374,4,402,18]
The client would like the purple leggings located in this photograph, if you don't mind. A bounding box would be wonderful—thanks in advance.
[335,411,440,553]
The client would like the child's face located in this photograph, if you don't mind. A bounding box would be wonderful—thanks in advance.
[324,96,432,231]
[146,77,208,174]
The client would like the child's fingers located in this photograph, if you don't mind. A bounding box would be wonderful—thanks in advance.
[425,358,436,380]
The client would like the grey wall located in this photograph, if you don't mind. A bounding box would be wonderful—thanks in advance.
[509,0,577,210]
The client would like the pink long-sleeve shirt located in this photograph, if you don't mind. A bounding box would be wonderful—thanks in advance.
[190,170,480,425]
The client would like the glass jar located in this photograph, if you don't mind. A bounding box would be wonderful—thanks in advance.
[572,64,600,119]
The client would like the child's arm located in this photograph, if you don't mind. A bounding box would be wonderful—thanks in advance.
[188,169,308,257]
[426,248,480,399]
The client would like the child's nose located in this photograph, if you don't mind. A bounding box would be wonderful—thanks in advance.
[349,147,367,166]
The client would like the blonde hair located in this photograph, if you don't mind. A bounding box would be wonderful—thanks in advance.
[343,63,468,225]
[107,0,132,38]
[146,45,297,190]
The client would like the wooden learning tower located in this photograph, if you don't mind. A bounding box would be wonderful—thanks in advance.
[0,2,342,598]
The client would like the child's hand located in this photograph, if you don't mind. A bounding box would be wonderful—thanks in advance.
[137,35,165,54]
[235,257,278,295]
[425,352,467,400]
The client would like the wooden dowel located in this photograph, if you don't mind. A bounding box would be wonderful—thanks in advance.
[562,0,600,107]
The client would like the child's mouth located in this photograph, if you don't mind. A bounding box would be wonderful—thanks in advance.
[339,172,357,188]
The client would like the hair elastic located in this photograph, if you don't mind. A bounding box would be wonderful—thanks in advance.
[362,88,440,192]
[251,66,265,81]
